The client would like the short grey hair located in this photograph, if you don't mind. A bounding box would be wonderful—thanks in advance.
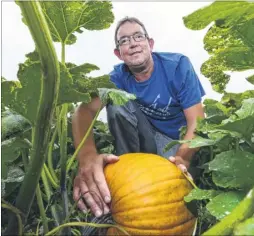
[114,16,149,48]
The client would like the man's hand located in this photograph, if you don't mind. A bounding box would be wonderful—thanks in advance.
[73,154,119,217]
[168,155,192,179]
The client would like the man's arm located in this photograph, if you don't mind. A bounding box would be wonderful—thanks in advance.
[72,98,119,217]
[72,97,102,161]
[169,103,205,171]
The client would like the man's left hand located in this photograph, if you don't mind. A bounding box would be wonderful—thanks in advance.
[168,156,192,180]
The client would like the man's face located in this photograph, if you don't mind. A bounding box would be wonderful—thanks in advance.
[115,22,154,68]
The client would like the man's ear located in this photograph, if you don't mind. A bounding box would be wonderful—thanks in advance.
[114,48,123,61]
[148,38,154,51]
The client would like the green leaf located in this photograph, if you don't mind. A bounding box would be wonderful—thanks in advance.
[218,99,254,143]
[209,150,254,189]
[221,91,254,111]
[163,140,186,153]
[235,98,254,119]
[57,64,91,105]
[1,181,6,197]
[2,166,25,183]
[203,99,230,124]
[233,217,254,235]
[207,191,246,220]
[2,61,41,124]
[1,137,31,179]
[184,188,221,202]
[246,74,254,85]
[2,138,31,163]
[40,1,114,44]
[2,53,93,124]
[1,110,31,141]
[67,63,99,75]
[184,1,254,93]
[98,88,136,106]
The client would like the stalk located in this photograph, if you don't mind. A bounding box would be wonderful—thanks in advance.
[58,41,71,235]
[203,187,254,235]
[5,1,59,235]
[45,222,130,236]
[22,148,49,233]
[67,106,101,172]
[41,168,61,226]
[47,126,59,184]
[36,186,49,233]
[2,201,23,236]
[59,104,70,235]
[43,164,59,189]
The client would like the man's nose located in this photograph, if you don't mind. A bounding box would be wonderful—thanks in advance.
[129,36,138,47]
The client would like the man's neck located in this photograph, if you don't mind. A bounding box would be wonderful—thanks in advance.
[130,59,154,82]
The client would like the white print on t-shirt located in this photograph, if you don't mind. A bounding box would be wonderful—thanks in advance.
[138,94,173,120]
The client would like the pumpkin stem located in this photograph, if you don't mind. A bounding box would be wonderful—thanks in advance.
[183,172,198,189]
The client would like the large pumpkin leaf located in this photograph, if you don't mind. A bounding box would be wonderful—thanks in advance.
[184,188,221,202]
[98,88,136,106]
[67,63,99,75]
[209,150,254,189]
[183,1,254,93]
[66,62,116,96]
[1,110,31,141]
[221,90,254,111]
[40,1,114,44]
[2,166,25,198]
[203,99,230,124]
[2,166,25,184]
[206,191,246,220]
[1,137,31,179]
[1,52,91,124]
[218,98,254,143]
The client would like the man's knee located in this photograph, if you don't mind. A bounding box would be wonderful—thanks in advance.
[106,104,125,120]
[106,101,137,126]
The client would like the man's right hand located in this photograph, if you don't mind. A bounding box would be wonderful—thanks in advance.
[73,153,119,217]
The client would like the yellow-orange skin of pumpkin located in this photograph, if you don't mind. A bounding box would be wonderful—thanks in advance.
[104,153,196,236]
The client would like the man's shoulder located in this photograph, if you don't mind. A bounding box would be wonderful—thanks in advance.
[153,52,187,65]
[111,63,129,76]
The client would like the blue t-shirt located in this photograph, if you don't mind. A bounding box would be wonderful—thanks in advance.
[110,52,205,140]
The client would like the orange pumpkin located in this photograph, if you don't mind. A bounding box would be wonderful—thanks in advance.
[104,153,196,236]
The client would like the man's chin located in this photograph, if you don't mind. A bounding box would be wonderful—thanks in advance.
[129,62,146,73]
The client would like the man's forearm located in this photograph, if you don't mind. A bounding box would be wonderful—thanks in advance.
[72,103,99,162]
[175,131,198,162]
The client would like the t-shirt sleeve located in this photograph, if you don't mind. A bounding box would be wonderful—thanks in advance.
[109,69,124,90]
[175,56,205,109]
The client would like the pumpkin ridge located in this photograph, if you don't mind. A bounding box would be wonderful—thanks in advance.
[108,155,162,197]
[113,217,196,234]
[110,163,172,200]
[106,154,143,187]
[113,198,184,214]
[112,177,186,206]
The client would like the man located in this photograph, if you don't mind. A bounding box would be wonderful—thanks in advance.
[72,17,205,218]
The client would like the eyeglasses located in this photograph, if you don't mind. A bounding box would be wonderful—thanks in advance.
[117,33,147,47]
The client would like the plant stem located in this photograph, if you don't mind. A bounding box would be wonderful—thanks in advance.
[59,104,70,235]
[61,42,65,65]
[41,168,61,227]
[5,1,59,234]
[66,106,101,172]
[202,187,254,236]
[36,186,49,233]
[45,222,130,236]
[2,201,23,236]
[43,164,59,189]
[47,126,59,184]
